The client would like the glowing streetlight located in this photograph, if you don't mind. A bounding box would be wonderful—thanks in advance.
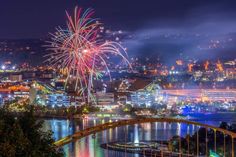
[1,65,6,70]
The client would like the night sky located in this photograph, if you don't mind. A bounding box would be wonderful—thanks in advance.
[1,0,236,61]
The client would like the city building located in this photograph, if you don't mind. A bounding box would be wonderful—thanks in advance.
[46,93,70,107]
[130,82,162,108]
[95,92,118,111]
[9,74,22,82]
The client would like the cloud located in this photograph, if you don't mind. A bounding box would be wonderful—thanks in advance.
[123,8,236,64]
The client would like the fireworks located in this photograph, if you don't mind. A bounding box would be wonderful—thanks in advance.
[46,7,130,102]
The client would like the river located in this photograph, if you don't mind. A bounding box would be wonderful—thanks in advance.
[43,113,236,157]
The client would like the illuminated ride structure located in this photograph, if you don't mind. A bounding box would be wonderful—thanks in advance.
[54,118,236,157]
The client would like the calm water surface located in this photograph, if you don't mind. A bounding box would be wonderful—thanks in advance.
[43,113,236,157]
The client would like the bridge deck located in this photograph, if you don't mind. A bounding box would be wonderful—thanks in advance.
[54,117,236,147]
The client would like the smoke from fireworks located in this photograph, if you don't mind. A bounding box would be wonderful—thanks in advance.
[46,7,131,100]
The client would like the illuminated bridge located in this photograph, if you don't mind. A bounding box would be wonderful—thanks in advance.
[54,118,236,157]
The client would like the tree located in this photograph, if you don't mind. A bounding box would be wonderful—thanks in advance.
[0,107,64,157]
[219,122,229,130]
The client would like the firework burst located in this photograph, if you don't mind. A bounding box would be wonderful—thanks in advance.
[45,7,131,102]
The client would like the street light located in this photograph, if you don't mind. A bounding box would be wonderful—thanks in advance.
[1,65,6,70]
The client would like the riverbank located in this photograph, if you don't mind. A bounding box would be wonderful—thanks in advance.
[5,108,236,123]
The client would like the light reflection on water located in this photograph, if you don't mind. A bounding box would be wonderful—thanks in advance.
[43,113,236,157]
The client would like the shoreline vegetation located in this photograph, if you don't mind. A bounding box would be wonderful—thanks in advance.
[0,107,64,157]
[4,106,236,120]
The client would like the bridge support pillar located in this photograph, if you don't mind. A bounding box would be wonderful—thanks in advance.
[179,130,182,157]
[124,126,127,157]
[224,133,226,157]
[187,134,190,157]
[197,128,199,157]
[92,133,96,157]
[232,136,234,157]
[214,129,217,153]
[106,131,109,157]
[205,127,208,157]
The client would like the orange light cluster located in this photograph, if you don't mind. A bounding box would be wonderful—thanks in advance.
[8,85,30,91]
[176,60,183,66]
[188,63,194,72]
[204,61,209,71]
[216,60,223,72]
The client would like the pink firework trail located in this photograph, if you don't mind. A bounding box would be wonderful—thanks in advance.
[45,7,131,102]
